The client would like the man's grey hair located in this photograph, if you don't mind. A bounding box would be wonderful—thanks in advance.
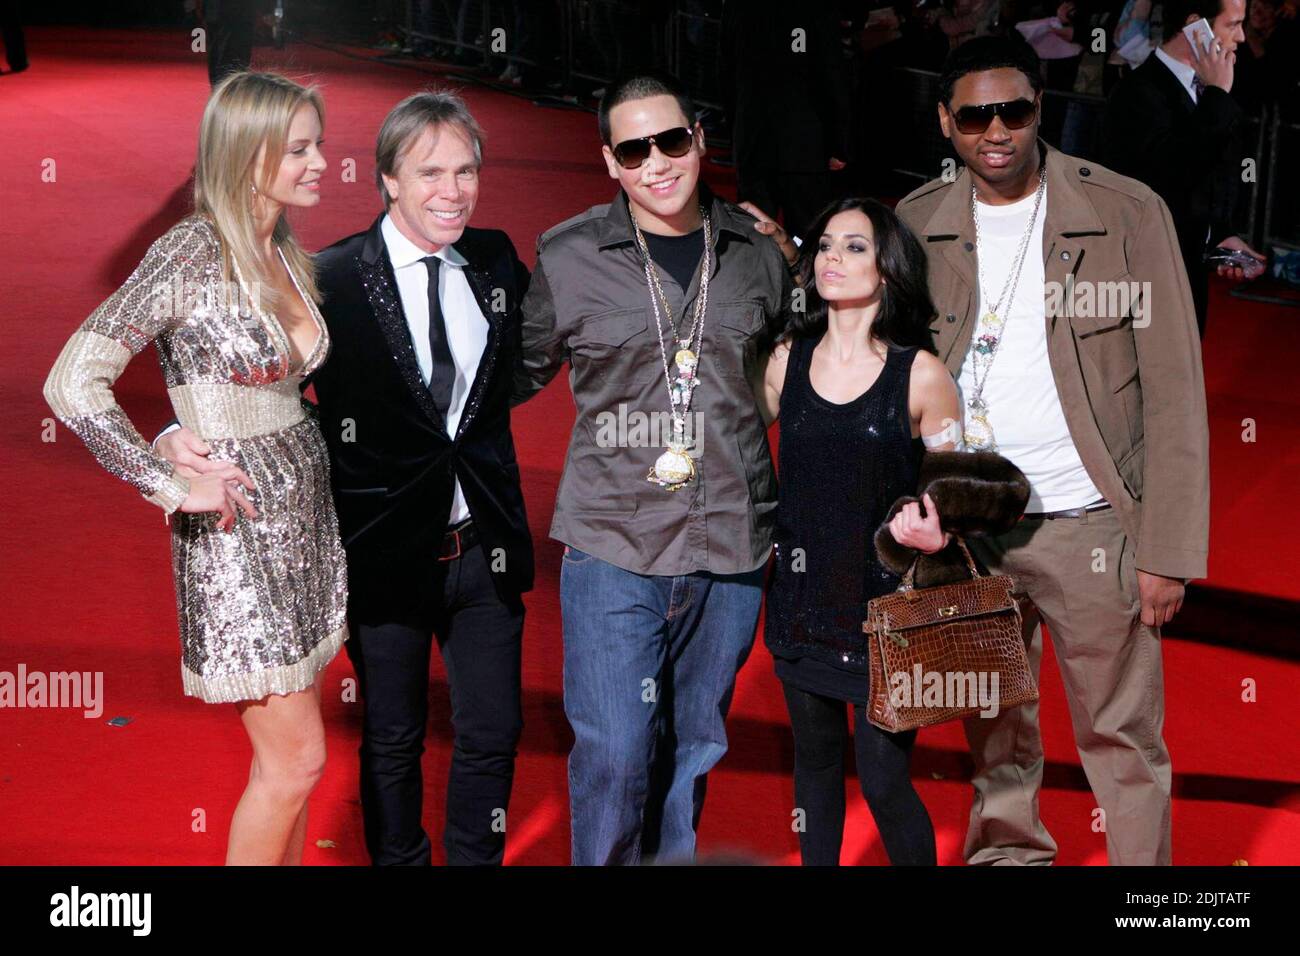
[375,90,485,206]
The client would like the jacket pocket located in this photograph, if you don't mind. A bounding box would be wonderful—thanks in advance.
[1081,328,1142,454]
[576,308,650,349]
[716,300,765,335]
[1065,271,1142,336]
[1069,272,1142,389]
[1116,440,1145,500]
[714,300,767,381]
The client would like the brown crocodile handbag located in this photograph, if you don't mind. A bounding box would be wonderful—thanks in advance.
[862,538,1037,733]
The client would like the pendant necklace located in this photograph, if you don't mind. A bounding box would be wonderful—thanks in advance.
[965,167,1046,452]
[631,207,711,491]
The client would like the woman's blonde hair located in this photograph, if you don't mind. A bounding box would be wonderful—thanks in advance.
[194,70,324,309]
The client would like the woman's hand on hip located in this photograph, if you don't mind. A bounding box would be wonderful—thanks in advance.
[158,425,257,491]
[179,472,258,533]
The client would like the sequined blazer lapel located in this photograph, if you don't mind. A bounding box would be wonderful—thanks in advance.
[456,257,504,440]
[358,216,446,432]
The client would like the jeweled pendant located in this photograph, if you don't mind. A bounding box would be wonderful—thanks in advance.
[963,414,997,451]
[647,443,696,491]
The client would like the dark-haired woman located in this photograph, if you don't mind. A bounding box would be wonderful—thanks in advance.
[753,198,961,866]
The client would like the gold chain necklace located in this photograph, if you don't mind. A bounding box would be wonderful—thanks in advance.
[630,208,711,491]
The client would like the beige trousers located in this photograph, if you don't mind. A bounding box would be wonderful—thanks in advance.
[962,506,1173,865]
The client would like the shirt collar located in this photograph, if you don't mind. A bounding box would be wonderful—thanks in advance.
[595,182,753,250]
[1154,46,1197,100]
[381,213,469,269]
[919,139,1105,241]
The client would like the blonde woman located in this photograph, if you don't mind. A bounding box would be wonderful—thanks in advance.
[43,71,346,865]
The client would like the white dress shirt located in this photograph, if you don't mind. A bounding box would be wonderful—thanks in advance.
[381,214,489,526]
[1155,46,1198,104]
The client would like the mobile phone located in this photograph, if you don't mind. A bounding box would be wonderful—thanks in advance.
[1182,18,1218,57]
[1203,248,1266,277]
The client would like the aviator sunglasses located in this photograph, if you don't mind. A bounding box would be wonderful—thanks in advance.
[947,98,1038,135]
[610,126,696,169]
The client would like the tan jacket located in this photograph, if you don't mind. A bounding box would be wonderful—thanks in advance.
[896,142,1209,580]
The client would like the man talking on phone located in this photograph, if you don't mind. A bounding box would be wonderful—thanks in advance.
[1102,0,1267,337]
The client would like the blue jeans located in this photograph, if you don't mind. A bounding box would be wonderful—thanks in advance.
[560,546,765,865]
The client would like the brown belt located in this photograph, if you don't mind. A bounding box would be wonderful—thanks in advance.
[1022,501,1112,521]
[438,519,478,561]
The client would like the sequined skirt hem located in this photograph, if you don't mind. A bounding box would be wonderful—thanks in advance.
[180,623,347,704]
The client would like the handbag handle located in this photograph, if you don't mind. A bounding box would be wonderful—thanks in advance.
[900,535,980,591]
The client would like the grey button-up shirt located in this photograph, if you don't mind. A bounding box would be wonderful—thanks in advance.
[515,187,791,576]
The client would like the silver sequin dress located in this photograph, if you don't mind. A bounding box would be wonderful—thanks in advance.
[44,215,348,703]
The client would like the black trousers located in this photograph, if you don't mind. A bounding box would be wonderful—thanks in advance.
[781,682,936,866]
[1183,248,1210,339]
[345,540,525,866]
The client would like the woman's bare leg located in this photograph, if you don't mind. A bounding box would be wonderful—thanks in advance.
[280,674,327,866]
[280,803,310,866]
[226,678,326,866]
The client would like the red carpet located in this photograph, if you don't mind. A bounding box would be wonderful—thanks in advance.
[1,28,1297,865]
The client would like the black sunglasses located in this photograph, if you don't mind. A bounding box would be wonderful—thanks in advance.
[610,126,695,169]
[948,98,1038,135]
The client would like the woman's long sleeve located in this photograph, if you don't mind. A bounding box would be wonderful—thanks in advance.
[43,220,214,514]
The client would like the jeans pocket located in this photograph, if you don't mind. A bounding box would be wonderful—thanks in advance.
[562,544,596,564]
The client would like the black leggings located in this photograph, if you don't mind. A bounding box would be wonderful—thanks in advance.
[781,682,936,866]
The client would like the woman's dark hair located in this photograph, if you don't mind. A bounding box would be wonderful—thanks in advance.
[771,197,938,355]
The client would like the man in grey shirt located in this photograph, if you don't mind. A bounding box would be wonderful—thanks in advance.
[515,73,792,864]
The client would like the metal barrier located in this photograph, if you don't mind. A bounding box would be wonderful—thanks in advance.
[880,68,1289,253]
[404,0,490,67]
[1261,107,1300,250]
[391,1,1295,251]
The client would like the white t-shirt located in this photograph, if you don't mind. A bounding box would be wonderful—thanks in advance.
[957,186,1103,513]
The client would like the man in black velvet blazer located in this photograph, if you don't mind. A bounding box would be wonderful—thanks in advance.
[1102,0,1265,336]
[313,93,534,867]
[312,193,534,622]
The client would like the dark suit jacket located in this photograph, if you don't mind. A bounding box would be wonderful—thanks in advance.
[1101,51,1244,285]
[310,215,535,621]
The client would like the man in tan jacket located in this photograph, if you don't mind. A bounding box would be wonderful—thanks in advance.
[895,37,1209,865]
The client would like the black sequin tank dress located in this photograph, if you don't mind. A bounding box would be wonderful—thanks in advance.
[763,335,922,705]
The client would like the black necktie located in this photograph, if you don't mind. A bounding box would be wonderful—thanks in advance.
[421,255,456,423]
[1192,76,1206,102]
